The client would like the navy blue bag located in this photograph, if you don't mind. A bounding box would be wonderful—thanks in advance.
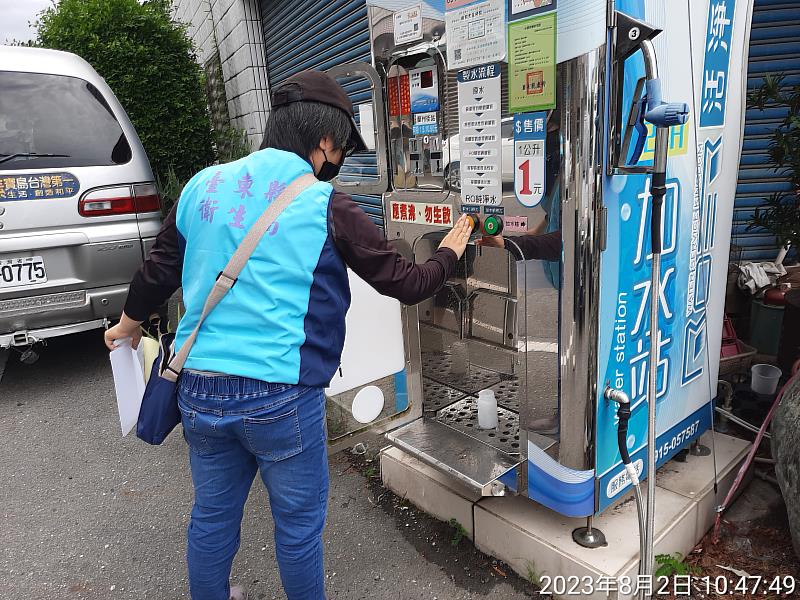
[136,332,180,445]
[134,173,317,445]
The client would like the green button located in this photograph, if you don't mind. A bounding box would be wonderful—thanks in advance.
[484,216,501,235]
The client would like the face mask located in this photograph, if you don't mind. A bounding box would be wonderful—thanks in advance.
[316,149,345,181]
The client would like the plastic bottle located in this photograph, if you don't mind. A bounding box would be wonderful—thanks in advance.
[477,389,498,429]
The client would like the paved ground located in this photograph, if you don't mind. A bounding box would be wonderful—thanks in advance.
[0,331,536,600]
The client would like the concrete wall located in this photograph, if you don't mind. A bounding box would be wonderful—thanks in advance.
[172,0,269,149]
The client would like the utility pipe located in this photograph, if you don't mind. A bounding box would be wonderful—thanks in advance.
[712,370,799,542]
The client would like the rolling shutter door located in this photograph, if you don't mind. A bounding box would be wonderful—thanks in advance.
[733,0,800,261]
[259,0,383,226]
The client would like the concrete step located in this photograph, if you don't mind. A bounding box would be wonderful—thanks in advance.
[381,431,751,600]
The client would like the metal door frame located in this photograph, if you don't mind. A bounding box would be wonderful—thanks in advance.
[327,62,391,197]
[327,304,425,454]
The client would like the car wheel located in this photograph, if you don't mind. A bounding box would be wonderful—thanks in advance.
[446,161,461,192]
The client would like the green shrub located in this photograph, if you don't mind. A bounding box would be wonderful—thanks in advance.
[448,518,468,546]
[156,128,252,212]
[34,0,214,189]
[654,552,700,578]
[156,165,186,214]
[747,74,800,255]
[214,126,253,165]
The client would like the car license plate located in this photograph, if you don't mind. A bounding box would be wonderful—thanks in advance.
[0,256,47,288]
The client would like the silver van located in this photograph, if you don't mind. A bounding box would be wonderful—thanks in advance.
[0,46,160,351]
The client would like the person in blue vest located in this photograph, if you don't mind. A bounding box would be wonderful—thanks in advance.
[104,71,473,600]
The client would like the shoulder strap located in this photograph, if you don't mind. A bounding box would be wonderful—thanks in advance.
[163,172,318,381]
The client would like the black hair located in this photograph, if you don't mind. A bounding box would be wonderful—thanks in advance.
[260,101,352,159]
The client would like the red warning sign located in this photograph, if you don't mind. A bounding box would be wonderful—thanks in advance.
[390,201,453,226]
[388,75,411,116]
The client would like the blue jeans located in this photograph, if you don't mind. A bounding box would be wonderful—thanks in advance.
[178,372,328,600]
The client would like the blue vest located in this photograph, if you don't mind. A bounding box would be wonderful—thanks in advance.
[174,149,350,387]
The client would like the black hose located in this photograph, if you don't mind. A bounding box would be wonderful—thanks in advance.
[617,401,632,464]
[650,170,666,256]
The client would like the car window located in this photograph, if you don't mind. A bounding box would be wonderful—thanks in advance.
[0,71,132,170]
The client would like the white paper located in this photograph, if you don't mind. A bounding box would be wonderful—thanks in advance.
[510,0,554,17]
[393,4,423,45]
[325,270,405,397]
[445,0,506,70]
[358,104,376,151]
[110,338,146,436]
[457,63,503,206]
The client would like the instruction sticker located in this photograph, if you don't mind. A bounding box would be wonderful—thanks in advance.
[413,112,438,135]
[358,104,376,151]
[457,63,502,206]
[508,13,556,111]
[507,0,556,21]
[503,215,529,232]
[394,5,423,45]
[513,112,547,207]
[390,201,454,226]
[445,0,506,70]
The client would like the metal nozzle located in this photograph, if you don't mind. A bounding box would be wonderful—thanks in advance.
[604,387,630,405]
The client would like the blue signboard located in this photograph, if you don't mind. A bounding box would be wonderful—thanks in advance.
[0,172,80,201]
[412,112,439,135]
[593,0,721,513]
[699,0,736,128]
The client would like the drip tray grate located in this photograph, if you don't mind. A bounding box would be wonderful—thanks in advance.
[422,378,468,413]
[422,352,505,395]
[489,379,521,413]
[436,397,521,455]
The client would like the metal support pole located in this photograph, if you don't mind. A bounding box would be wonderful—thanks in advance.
[572,514,608,548]
[612,30,688,600]
[639,39,667,600]
[643,252,660,595]
[642,121,669,600]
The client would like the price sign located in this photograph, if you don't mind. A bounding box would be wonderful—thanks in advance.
[513,111,547,207]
